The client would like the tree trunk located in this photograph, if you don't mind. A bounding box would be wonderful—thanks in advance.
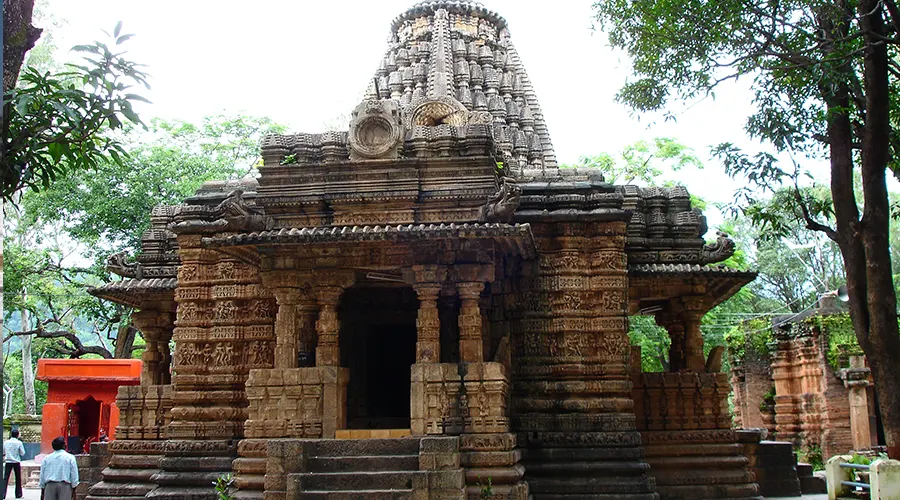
[113,323,137,359]
[857,0,900,459]
[2,0,41,93]
[21,290,35,414]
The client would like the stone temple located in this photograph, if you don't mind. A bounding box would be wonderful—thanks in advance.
[88,2,760,499]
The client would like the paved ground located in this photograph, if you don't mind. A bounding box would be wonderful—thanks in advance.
[4,485,833,499]
[1,485,39,500]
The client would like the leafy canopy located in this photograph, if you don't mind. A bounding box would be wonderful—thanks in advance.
[2,23,150,202]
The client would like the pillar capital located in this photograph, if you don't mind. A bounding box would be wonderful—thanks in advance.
[411,264,448,285]
[272,287,305,306]
[413,282,443,300]
[457,281,485,300]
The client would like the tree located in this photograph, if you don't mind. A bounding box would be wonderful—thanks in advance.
[3,115,284,357]
[594,0,900,457]
[566,137,703,185]
[3,0,42,92]
[3,25,150,201]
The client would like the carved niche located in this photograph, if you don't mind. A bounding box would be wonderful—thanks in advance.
[348,99,404,160]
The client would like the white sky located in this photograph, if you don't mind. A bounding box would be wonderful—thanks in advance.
[47,0,776,230]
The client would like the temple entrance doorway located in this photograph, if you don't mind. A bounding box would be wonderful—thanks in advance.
[339,284,418,430]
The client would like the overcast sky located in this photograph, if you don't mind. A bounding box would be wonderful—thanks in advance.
[45,0,774,229]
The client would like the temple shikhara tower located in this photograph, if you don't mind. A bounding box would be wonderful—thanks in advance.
[88,2,758,499]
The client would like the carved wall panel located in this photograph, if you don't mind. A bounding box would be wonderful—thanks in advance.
[411,362,509,436]
[244,367,348,439]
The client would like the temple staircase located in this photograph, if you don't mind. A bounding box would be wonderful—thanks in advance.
[291,438,427,499]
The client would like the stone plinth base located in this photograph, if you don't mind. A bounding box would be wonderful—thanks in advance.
[460,433,527,500]
[85,439,165,500]
[87,385,172,500]
[245,367,349,439]
[145,439,237,500]
[737,430,801,498]
[520,431,658,500]
[410,362,509,436]
[642,429,760,500]
[232,439,268,500]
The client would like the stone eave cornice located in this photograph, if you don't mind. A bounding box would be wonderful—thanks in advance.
[88,278,178,309]
[203,222,531,245]
[628,264,757,312]
[628,263,757,279]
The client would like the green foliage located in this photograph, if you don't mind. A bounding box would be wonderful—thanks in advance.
[2,350,50,415]
[563,137,702,185]
[3,112,283,371]
[628,316,671,372]
[478,476,493,500]
[724,318,772,364]
[21,114,284,256]
[759,386,776,413]
[3,25,150,202]
[807,314,864,371]
[280,153,298,165]
[213,473,235,500]
[798,444,825,471]
[592,0,847,156]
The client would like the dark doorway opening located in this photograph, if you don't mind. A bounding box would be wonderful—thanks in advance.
[340,285,418,429]
[67,396,101,453]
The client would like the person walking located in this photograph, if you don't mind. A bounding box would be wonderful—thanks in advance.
[2,429,25,499]
[39,437,78,500]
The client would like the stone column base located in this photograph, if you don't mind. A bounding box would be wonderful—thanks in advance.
[641,429,761,500]
[85,439,165,500]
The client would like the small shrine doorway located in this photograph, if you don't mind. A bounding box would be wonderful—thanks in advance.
[339,283,418,430]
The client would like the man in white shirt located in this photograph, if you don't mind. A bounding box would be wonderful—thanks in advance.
[39,437,78,500]
[2,429,25,499]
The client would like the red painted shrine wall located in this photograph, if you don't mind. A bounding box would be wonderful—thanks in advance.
[36,359,141,454]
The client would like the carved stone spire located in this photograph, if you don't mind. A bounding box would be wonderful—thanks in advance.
[373,0,557,174]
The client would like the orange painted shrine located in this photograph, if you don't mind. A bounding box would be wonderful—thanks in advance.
[36,359,142,454]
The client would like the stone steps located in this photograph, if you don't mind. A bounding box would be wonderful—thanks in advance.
[796,462,827,494]
[299,490,415,500]
[309,455,420,473]
[292,437,425,500]
[313,438,421,456]
[297,471,425,491]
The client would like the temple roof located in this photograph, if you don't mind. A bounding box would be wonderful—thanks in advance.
[366,0,556,173]
[261,1,556,174]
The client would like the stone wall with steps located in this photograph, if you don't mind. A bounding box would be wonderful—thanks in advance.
[250,437,467,500]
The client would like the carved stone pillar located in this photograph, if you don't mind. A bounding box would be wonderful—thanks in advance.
[131,309,175,386]
[457,282,485,363]
[414,284,442,362]
[683,299,706,372]
[273,288,303,369]
[413,264,447,363]
[315,287,342,367]
[842,356,873,450]
[297,300,319,366]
